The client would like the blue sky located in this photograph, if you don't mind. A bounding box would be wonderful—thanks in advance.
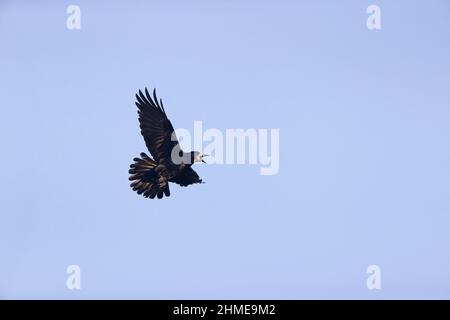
[0,0,450,299]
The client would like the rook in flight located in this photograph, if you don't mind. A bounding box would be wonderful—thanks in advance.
[128,88,207,199]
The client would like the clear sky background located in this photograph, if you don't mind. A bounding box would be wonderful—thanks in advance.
[1,0,449,299]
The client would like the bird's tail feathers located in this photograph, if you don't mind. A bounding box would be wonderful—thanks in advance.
[128,153,170,199]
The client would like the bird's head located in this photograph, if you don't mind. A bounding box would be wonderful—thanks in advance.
[191,151,208,164]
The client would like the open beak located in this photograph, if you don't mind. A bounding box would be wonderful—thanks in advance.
[201,154,208,163]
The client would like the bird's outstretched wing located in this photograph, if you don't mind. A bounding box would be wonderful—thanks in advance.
[170,167,203,187]
[135,88,180,163]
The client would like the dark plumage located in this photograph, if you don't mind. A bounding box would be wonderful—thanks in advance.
[128,88,206,199]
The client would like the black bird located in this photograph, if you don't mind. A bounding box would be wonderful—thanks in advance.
[128,88,207,199]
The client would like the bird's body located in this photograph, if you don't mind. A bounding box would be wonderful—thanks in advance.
[128,88,206,199]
